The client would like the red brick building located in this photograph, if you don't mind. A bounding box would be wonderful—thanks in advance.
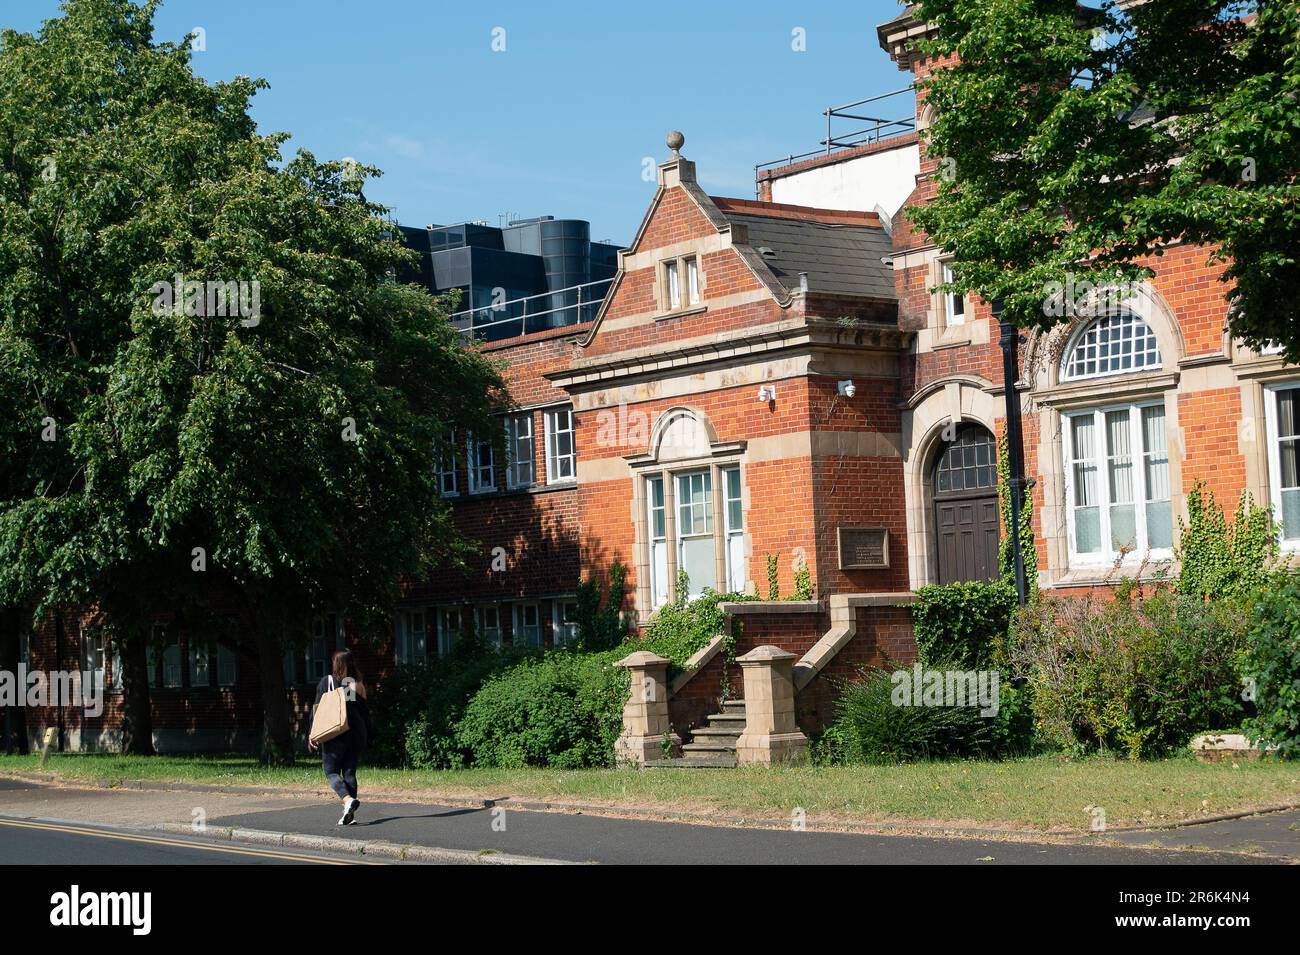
[14,3,1298,752]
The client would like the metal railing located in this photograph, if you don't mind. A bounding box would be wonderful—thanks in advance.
[753,85,917,191]
[449,277,615,343]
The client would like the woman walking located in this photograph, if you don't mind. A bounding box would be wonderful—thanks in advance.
[309,650,375,826]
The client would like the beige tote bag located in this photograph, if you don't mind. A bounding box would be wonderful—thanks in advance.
[309,675,350,744]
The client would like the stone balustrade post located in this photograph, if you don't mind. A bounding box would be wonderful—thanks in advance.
[614,650,679,765]
[735,645,808,766]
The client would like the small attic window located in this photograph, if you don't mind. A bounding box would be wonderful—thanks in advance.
[660,255,703,312]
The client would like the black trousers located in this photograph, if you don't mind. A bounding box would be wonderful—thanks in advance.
[321,738,359,800]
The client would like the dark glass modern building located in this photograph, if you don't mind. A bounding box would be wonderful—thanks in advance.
[395,216,621,343]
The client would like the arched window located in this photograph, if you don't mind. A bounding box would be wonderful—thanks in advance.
[1062,311,1162,381]
[934,425,997,495]
[640,409,745,607]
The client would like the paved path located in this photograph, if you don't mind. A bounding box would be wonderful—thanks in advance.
[0,777,1288,865]
[1106,809,1300,860]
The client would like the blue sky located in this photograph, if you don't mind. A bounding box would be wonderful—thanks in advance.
[6,0,913,244]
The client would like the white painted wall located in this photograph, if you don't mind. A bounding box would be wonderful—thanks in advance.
[768,142,920,219]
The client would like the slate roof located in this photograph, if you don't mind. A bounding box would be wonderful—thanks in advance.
[714,203,897,302]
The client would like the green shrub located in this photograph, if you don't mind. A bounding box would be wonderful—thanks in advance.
[819,665,1003,764]
[1243,578,1300,757]
[985,682,1037,757]
[455,647,630,769]
[1009,589,1251,758]
[642,588,756,669]
[909,580,1018,670]
[368,635,533,769]
[1176,482,1285,600]
[808,724,851,767]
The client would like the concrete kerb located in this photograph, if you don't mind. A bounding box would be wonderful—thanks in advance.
[148,821,576,864]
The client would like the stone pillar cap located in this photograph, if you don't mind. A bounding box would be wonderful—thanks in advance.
[736,645,798,663]
[616,650,671,668]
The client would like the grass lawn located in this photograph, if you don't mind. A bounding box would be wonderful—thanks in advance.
[2,752,1297,831]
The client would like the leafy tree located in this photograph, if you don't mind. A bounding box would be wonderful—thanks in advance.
[911,0,1300,354]
[0,0,505,762]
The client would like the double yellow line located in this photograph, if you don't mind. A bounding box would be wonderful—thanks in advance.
[0,817,379,864]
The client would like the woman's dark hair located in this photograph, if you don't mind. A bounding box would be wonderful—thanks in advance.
[331,649,366,698]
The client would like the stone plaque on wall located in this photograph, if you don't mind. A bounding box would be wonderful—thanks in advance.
[838,527,890,570]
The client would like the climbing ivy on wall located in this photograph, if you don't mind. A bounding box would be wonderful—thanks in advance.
[997,426,1037,587]
[793,559,814,600]
[1175,482,1285,600]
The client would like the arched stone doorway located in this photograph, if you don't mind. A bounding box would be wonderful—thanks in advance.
[931,424,1001,583]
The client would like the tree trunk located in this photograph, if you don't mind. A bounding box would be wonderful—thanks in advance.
[0,606,29,755]
[252,618,295,766]
[117,627,155,756]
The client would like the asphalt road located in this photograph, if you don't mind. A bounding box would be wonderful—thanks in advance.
[0,816,383,865]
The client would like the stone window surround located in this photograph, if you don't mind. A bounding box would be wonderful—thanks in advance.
[1029,355,1300,584]
[931,255,969,343]
[1057,398,1175,569]
[895,246,989,352]
[1033,374,1183,587]
[1234,351,1300,554]
[655,252,706,319]
[1023,283,1188,586]
[624,407,749,620]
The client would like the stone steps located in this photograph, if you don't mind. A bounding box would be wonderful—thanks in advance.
[681,738,733,753]
[688,725,742,741]
[704,713,746,727]
[646,754,737,769]
[668,700,746,768]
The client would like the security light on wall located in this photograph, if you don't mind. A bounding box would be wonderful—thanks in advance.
[757,385,776,403]
[837,380,856,398]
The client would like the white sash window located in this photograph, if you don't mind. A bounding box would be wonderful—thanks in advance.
[1065,403,1171,562]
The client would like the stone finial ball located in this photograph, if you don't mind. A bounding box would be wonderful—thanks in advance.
[666,130,685,152]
